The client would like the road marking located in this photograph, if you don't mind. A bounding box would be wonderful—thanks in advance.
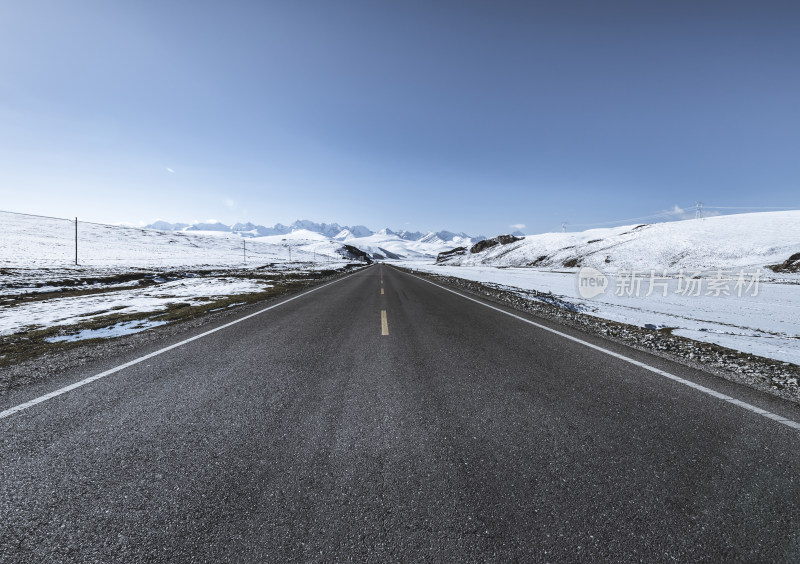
[0,268,370,421]
[406,271,800,432]
[381,288,384,295]
[381,310,389,335]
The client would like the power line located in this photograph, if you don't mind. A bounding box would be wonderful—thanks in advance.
[0,209,73,223]
[702,206,799,210]
[567,209,692,228]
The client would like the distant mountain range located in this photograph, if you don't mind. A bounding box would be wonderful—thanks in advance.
[144,219,487,244]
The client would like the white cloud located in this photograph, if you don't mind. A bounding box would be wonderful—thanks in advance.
[224,198,235,208]
[661,205,692,220]
[510,223,526,230]
[166,167,175,174]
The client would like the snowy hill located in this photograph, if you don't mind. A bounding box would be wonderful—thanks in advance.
[1,212,359,268]
[436,211,800,274]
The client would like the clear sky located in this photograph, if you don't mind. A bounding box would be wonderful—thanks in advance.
[1,0,798,235]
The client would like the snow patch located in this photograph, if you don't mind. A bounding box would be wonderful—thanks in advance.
[0,277,273,336]
[46,319,168,342]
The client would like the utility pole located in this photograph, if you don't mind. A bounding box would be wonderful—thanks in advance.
[695,201,703,219]
[282,238,291,262]
[75,217,78,266]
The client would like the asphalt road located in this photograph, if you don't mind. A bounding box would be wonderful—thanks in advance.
[2,264,799,562]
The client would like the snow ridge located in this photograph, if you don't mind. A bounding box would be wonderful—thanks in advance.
[436,211,800,273]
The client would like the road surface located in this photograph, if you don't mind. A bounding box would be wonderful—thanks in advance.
[1,264,799,562]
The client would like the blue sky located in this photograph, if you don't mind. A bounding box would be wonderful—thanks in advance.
[1,0,798,235]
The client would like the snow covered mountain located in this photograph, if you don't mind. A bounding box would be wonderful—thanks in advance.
[331,230,482,260]
[435,211,800,274]
[145,220,289,236]
[185,222,231,232]
[146,219,480,242]
[144,220,190,231]
[143,219,485,259]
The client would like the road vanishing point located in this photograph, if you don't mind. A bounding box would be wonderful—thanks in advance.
[2,264,799,562]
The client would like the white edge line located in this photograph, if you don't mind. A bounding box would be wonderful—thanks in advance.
[0,267,371,420]
[403,269,800,432]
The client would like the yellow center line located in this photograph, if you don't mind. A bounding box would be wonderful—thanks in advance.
[381,310,389,335]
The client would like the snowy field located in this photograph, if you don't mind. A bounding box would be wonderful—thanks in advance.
[0,211,352,269]
[0,277,273,337]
